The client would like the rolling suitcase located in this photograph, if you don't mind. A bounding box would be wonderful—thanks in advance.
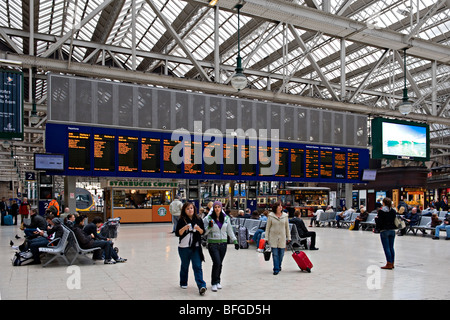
[290,243,313,273]
[4,214,13,226]
[237,226,249,249]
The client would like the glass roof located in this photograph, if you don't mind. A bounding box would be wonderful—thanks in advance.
[0,0,448,172]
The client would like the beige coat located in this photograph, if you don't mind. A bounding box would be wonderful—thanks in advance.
[265,212,291,248]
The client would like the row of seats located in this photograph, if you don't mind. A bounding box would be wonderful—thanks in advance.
[38,224,101,267]
[316,210,449,235]
[230,217,305,247]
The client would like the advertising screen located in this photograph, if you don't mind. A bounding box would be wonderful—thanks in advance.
[372,117,429,161]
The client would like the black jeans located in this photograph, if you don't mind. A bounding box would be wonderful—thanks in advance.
[207,243,227,285]
[300,231,316,249]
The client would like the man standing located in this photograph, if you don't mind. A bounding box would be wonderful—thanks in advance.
[169,196,183,233]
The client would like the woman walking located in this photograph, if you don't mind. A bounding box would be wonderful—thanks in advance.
[203,201,239,292]
[265,201,291,275]
[175,202,207,295]
[375,197,397,270]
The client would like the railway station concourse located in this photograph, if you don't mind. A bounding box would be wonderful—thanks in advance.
[0,0,449,305]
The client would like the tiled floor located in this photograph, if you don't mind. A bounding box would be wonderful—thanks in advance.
[0,221,449,300]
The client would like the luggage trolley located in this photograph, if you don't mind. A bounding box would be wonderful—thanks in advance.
[100,217,121,253]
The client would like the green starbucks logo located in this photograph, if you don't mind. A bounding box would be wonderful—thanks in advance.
[157,207,167,217]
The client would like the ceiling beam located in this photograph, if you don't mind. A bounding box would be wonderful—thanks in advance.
[6,52,449,126]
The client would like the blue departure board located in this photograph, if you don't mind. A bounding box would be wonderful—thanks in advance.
[45,123,370,183]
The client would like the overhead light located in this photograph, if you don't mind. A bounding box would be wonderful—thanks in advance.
[231,3,247,92]
[209,0,218,6]
[399,48,412,116]
[30,111,40,125]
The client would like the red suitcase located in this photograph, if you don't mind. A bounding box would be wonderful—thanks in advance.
[290,244,313,273]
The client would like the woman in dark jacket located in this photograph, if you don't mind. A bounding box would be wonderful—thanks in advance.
[175,202,207,295]
[375,197,397,270]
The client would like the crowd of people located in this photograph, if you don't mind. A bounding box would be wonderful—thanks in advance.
[5,197,127,266]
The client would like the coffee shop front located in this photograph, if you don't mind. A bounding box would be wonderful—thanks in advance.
[104,179,179,223]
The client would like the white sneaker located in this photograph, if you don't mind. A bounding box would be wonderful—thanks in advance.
[180,285,187,289]
[217,283,222,289]
[211,284,218,292]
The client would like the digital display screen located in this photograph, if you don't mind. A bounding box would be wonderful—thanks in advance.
[46,123,370,183]
[184,140,202,175]
[305,147,319,178]
[141,137,160,173]
[34,153,65,171]
[334,152,346,179]
[223,143,238,176]
[347,152,360,180]
[68,132,90,170]
[204,141,221,175]
[240,144,257,176]
[163,139,181,174]
[371,117,429,161]
[382,122,427,158]
[320,149,333,179]
[94,134,115,171]
[275,147,288,177]
[290,148,304,178]
[362,169,377,181]
[118,136,138,172]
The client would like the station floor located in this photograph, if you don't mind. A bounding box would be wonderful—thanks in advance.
[0,220,449,301]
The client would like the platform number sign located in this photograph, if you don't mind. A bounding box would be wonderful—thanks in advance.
[25,172,36,181]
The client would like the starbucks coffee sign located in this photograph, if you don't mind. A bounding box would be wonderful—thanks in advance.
[157,207,167,217]
[109,180,178,188]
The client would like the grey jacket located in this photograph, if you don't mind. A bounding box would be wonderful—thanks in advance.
[203,210,237,244]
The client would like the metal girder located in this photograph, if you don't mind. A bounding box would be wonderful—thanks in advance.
[6,52,450,127]
[41,0,115,58]
[145,0,211,81]
[288,24,339,101]
[185,0,450,65]
[348,49,389,102]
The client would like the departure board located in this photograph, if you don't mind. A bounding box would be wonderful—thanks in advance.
[305,147,319,178]
[223,143,238,176]
[118,136,138,172]
[290,148,304,178]
[347,152,360,180]
[275,147,288,177]
[163,139,181,174]
[94,134,115,171]
[259,146,271,176]
[204,141,221,175]
[141,137,160,173]
[68,131,90,170]
[320,148,333,178]
[334,151,346,179]
[47,123,370,183]
[240,144,257,176]
[184,140,202,175]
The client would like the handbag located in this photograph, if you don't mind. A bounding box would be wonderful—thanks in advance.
[394,215,406,229]
[349,222,355,230]
[263,243,271,261]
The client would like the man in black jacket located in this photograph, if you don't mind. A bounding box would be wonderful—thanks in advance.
[289,210,318,250]
[73,215,126,264]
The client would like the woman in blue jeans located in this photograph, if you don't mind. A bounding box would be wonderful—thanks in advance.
[375,197,397,270]
[265,201,291,275]
[176,202,207,295]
